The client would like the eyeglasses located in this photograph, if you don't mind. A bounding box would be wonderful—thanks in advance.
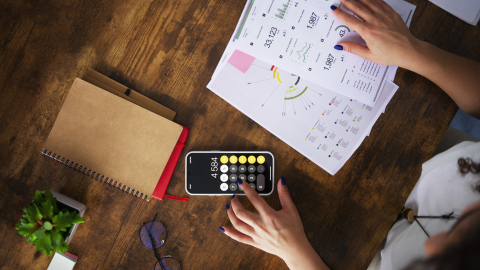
[139,214,181,270]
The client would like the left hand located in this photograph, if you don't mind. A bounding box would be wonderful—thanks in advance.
[219,177,328,270]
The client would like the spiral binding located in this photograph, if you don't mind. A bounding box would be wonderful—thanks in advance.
[42,149,148,201]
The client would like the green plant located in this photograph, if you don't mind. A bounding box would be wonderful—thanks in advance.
[15,190,85,256]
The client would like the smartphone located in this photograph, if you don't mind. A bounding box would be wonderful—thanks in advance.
[185,151,274,196]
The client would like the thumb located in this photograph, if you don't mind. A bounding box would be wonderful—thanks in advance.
[277,176,296,212]
[336,41,370,59]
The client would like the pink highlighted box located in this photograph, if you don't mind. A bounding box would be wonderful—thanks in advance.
[228,50,256,73]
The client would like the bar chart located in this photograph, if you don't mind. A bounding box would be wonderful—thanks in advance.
[275,0,290,19]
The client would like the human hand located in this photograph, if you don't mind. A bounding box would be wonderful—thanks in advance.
[331,0,423,69]
[219,177,328,270]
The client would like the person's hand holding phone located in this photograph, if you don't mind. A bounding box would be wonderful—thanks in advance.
[219,177,329,270]
[332,0,422,70]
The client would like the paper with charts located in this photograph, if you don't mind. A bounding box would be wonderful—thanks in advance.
[219,0,415,106]
[207,50,399,175]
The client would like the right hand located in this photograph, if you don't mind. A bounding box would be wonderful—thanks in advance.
[332,0,423,69]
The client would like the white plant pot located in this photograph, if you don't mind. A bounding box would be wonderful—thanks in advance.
[44,191,86,244]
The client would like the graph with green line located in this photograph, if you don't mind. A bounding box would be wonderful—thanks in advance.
[295,42,312,63]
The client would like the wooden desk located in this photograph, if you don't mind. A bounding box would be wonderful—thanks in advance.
[0,0,477,269]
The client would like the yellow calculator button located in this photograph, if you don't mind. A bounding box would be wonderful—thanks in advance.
[248,155,256,164]
[220,155,229,164]
[229,155,238,164]
[257,155,265,164]
[239,155,247,164]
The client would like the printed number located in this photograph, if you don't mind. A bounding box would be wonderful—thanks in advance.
[307,12,318,29]
[211,173,217,178]
[264,40,273,48]
[324,54,335,70]
[211,166,218,171]
[264,27,277,48]
[211,157,218,162]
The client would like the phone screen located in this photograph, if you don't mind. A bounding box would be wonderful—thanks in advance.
[186,151,274,195]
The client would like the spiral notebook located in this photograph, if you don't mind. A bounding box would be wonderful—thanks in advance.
[42,76,186,201]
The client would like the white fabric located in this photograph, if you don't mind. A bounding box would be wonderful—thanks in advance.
[380,141,480,270]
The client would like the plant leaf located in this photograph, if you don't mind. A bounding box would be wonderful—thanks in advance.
[52,211,75,232]
[33,233,53,256]
[24,204,42,224]
[32,190,45,206]
[27,234,37,244]
[44,221,53,230]
[15,221,38,237]
[43,190,59,214]
[50,229,69,254]
[69,212,85,224]
[40,199,53,220]
[20,215,30,224]
[34,228,46,239]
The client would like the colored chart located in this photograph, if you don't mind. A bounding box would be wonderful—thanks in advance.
[275,0,291,19]
[231,53,322,117]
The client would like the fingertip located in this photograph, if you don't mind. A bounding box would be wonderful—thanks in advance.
[330,5,337,11]
[226,204,230,211]
[280,175,286,185]
[334,45,344,51]
[219,226,225,233]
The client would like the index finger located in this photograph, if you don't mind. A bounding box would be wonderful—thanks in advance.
[237,179,273,215]
[331,5,365,34]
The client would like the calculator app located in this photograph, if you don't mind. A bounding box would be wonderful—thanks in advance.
[186,152,274,195]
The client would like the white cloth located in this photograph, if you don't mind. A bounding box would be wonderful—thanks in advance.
[380,141,480,270]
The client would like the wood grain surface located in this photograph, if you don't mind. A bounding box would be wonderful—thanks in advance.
[0,0,477,269]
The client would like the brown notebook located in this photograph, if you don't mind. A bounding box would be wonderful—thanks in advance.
[42,78,183,200]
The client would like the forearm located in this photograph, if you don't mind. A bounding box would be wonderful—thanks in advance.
[405,40,480,119]
[283,237,330,270]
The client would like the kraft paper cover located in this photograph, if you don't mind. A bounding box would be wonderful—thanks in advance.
[43,78,183,199]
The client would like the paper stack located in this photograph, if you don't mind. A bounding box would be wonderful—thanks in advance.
[207,0,416,175]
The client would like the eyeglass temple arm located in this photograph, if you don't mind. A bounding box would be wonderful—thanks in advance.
[148,234,163,261]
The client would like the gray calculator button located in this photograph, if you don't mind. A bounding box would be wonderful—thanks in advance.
[220,174,228,182]
[239,174,247,181]
[248,165,256,173]
[220,165,229,173]
[229,174,237,182]
[249,183,256,190]
[229,183,238,191]
[257,165,265,173]
[239,165,247,173]
[257,174,265,191]
[247,174,256,182]
[229,165,238,173]
[220,183,228,191]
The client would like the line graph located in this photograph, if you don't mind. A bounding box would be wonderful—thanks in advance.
[296,42,312,62]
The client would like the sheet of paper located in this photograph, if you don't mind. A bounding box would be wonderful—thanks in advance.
[208,50,399,175]
[429,0,480,25]
[219,0,414,106]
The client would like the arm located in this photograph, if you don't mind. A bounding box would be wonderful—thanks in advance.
[220,177,329,270]
[331,0,480,119]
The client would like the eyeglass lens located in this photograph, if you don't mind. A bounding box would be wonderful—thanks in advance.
[154,257,181,270]
[140,221,167,250]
